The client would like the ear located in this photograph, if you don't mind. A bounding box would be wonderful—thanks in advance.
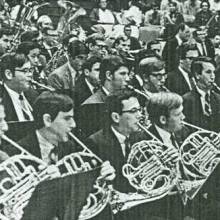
[111,112,120,124]
[4,69,13,80]
[159,115,167,126]
[106,70,113,81]
[43,113,52,127]
[84,69,90,77]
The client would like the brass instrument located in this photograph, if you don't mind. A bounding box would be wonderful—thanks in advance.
[0,135,52,220]
[177,121,220,204]
[31,80,56,92]
[126,85,151,100]
[212,82,220,94]
[111,122,180,212]
[56,132,111,220]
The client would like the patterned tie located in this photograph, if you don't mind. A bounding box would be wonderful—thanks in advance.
[124,137,131,159]
[204,93,212,116]
[170,133,179,149]
[202,43,207,56]
[19,94,30,121]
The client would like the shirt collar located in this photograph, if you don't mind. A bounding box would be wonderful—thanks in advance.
[155,124,171,142]
[179,66,189,74]
[196,86,209,98]
[85,78,95,93]
[176,35,182,46]
[111,126,127,144]
[102,86,110,96]
[4,84,23,99]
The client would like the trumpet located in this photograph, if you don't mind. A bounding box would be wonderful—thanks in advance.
[126,85,151,100]
[212,82,220,94]
[30,80,56,92]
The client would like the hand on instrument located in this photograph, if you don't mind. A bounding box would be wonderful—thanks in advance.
[163,148,179,165]
[38,164,61,179]
[98,161,116,182]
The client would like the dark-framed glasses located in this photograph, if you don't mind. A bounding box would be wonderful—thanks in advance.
[122,107,143,114]
[151,71,167,80]
[15,67,35,74]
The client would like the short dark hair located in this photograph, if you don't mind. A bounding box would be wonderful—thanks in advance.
[105,89,137,123]
[191,56,214,77]
[0,53,27,80]
[148,92,183,125]
[33,92,74,129]
[16,41,41,56]
[139,55,164,78]
[200,0,210,8]
[67,40,88,59]
[0,28,14,38]
[99,55,126,85]
[82,55,102,72]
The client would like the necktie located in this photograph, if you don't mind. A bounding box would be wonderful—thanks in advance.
[202,43,207,56]
[19,94,30,121]
[170,133,179,149]
[204,93,212,116]
[49,146,58,165]
[124,137,130,159]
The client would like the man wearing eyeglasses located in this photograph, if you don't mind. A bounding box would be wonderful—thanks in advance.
[166,44,198,95]
[139,55,168,93]
[0,53,37,122]
[86,89,143,220]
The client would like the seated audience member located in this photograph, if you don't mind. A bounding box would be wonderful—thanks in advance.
[194,1,212,27]
[89,0,117,25]
[48,40,87,97]
[0,53,38,122]
[0,28,14,56]
[166,44,198,95]
[182,0,201,25]
[78,55,130,137]
[183,56,220,131]
[144,2,162,26]
[160,0,183,13]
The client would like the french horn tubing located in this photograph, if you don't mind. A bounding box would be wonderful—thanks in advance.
[0,135,53,220]
[177,121,220,203]
[30,80,56,92]
[57,132,111,220]
[111,122,179,213]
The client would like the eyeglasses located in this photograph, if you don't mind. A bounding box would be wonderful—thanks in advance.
[122,107,142,114]
[151,72,167,80]
[15,67,34,73]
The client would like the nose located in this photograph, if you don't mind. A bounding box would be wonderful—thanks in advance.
[160,75,166,84]
[70,118,76,129]
[181,112,185,121]
[125,73,130,82]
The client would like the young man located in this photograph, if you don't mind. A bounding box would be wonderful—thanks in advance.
[78,55,130,137]
[0,28,14,56]
[183,56,220,131]
[139,55,168,93]
[0,53,38,122]
[86,89,143,220]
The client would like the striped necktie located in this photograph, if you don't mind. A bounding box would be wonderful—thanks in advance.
[19,94,30,121]
[204,93,211,116]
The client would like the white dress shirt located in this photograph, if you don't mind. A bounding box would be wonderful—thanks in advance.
[179,66,192,90]
[111,126,127,157]
[36,130,58,165]
[85,78,95,94]
[196,42,207,56]
[98,9,115,24]
[4,84,33,121]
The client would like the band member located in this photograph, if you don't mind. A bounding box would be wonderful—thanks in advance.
[183,56,220,131]
[86,89,143,220]
[0,53,38,122]
[166,44,198,95]
[78,55,130,137]
[130,92,187,220]
[139,55,168,93]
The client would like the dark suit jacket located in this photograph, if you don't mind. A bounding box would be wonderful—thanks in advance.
[183,88,220,132]
[48,62,76,97]
[0,85,38,122]
[166,67,195,96]
[162,37,180,72]
[78,88,107,138]
[86,127,150,220]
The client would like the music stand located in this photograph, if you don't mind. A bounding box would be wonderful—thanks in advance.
[21,167,101,220]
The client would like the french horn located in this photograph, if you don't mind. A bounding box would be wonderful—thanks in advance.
[177,121,220,204]
[111,122,180,212]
